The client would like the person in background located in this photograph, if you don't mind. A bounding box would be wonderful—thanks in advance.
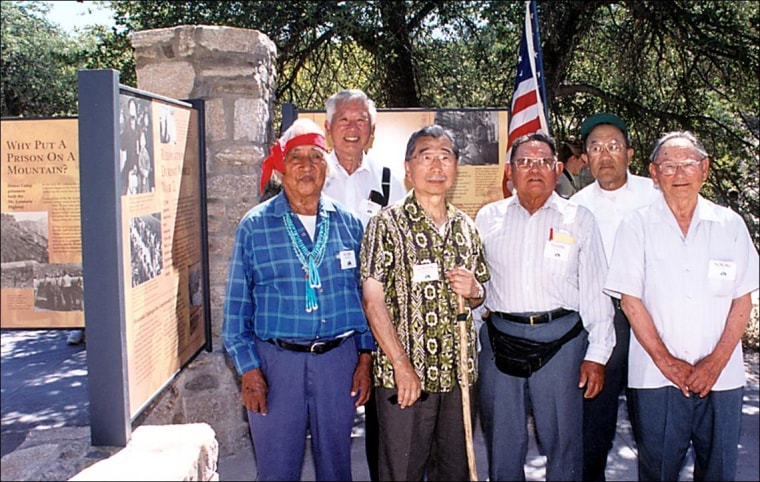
[475,131,614,481]
[322,89,406,227]
[555,135,587,198]
[223,118,374,481]
[361,125,490,481]
[605,131,759,481]
[571,113,660,481]
[322,88,406,481]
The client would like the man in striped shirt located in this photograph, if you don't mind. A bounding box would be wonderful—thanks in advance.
[475,131,615,481]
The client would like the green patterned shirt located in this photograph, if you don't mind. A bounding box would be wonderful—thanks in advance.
[360,193,490,393]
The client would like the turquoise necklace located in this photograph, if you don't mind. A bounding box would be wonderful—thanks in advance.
[283,209,330,312]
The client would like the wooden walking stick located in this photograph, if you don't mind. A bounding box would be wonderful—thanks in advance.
[457,294,478,481]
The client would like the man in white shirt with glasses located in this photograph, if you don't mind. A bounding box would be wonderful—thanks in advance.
[605,131,758,481]
[571,113,660,481]
[476,131,614,481]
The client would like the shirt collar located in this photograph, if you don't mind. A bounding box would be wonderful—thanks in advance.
[327,151,368,176]
[271,190,338,218]
[653,193,719,224]
[508,191,565,214]
[593,171,633,196]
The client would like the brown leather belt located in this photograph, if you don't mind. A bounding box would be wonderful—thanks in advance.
[492,308,574,325]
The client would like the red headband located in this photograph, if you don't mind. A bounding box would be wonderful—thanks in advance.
[260,133,327,194]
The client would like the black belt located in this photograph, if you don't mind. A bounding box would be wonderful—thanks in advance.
[267,334,350,355]
[612,297,622,311]
[492,308,574,325]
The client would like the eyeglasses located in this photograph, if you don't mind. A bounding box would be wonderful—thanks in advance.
[412,152,457,167]
[512,157,556,171]
[586,142,626,156]
[654,159,704,176]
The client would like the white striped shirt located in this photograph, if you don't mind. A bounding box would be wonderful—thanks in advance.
[475,192,615,364]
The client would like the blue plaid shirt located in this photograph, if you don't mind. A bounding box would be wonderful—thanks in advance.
[223,192,374,375]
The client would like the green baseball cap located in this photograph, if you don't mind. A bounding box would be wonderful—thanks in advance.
[580,113,628,141]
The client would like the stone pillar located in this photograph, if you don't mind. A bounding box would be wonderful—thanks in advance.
[131,25,276,348]
[128,25,276,461]
[132,25,276,351]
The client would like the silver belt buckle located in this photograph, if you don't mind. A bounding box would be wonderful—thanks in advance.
[310,341,326,353]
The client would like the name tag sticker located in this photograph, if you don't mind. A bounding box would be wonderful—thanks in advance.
[544,241,570,261]
[412,263,439,283]
[553,231,576,245]
[708,260,736,280]
[339,250,356,269]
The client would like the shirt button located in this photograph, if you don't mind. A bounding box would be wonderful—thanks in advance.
[321,319,327,324]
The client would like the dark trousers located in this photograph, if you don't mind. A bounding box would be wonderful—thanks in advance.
[247,337,358,481]
[630,386,743,481]
[583,298,632,481]
[365,394,380,481]
[375,385,471,481]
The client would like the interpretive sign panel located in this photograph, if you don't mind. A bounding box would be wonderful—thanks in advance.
[300,108,508,219]
[1,118,85,329]
[78,69,210,446]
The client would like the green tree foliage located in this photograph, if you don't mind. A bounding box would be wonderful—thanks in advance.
[0,1,131,117]
[3,1,757,245]
[105,0,758,244]
[0,2,79,117]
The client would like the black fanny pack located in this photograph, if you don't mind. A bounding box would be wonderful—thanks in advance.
[487,316,583,378]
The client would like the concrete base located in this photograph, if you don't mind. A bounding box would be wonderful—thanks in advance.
[69,424,218,481]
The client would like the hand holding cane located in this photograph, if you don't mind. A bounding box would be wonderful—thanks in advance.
[457,294,478,481]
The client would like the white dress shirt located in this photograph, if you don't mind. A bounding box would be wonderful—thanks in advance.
[475,192,615,365]
[570,172,660,264]
[604,195,759,390]
[322,152,407,228]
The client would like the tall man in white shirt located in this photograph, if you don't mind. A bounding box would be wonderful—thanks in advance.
[321,89,406,481]
[475,132,615,481]
[605,131,758,481]
[571,113,660,481]
[322,89,406,227]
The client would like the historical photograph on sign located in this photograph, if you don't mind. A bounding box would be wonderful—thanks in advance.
[129,212,163,287]
[119,95,155,196]
[33,263,84,312]
[435,110,500,166]
[0,211,49,285]
[159,104,177,145]
[188,261,203,307]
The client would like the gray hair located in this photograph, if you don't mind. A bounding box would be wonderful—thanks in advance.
[404,125,460,161]
[510,131,557,162]
[325,89,378,126]
[648,131,709,164]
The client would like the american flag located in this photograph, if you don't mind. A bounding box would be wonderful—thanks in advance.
[503,0,550,197]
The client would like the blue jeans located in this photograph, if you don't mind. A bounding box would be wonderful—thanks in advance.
[630,385,743,481]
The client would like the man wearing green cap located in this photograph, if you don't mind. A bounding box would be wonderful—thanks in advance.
[571,113,659,481]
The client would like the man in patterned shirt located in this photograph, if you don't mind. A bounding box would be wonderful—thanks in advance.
[223,118,374,481]
[360,124,490,481]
